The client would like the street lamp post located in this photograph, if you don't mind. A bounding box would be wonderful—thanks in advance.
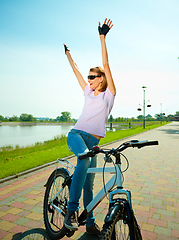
[142,86,147,129]
[137,86,151,128]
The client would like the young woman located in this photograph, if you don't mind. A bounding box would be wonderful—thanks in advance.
[64,18,116,235]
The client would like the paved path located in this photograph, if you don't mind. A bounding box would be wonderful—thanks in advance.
[0,122,179,240]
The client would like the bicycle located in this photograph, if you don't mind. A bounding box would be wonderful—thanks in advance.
[43,139,158,239]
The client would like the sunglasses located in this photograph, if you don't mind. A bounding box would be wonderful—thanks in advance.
[87,75,101,80]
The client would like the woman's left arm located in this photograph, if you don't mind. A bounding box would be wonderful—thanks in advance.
[99,19,116,95]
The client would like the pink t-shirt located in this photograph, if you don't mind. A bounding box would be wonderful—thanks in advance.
[73,85,115,138]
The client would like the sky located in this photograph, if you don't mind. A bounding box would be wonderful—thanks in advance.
[0,0,179,120]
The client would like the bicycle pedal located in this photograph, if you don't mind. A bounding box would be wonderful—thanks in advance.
[65,228,75,237]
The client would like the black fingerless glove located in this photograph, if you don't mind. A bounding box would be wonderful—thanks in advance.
[64,44,70,53]
[98,24,110,36]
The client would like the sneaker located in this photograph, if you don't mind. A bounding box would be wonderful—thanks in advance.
[86,223,101,235]
[64,211,78,230]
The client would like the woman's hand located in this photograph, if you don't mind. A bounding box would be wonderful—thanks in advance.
[63,44,70,54]
[98,18,113,36]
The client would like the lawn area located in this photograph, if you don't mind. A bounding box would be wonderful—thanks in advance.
[0,122,167,180]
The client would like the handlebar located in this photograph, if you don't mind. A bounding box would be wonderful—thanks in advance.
[126,140,159,148]
[78,140,159,160]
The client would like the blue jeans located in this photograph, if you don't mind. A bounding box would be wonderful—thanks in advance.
[67,129,100,227]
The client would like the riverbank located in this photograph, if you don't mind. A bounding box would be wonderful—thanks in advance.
[0,122,168,180]
[0,121,165,150]
[0,121,162,127]
[0,122,75,126]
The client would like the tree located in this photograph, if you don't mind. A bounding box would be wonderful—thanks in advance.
[174,111,179,121]
[28,114,35,122]
[0,115,4,121]
[146,114,152,119]
[19,113,36,122]
[9,115,19,122]
[59,112,71,122]
[137,115,143,120]
[56,116,61,122]
[168,114,174,121]
[20,114,28,121]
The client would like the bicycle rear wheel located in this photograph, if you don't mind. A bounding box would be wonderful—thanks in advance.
[43,168,73,239]
[100,201,142,240]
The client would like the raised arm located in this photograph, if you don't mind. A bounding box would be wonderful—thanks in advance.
[64,44,87,91]
[98,19,116,95]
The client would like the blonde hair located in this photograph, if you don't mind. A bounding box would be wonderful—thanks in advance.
[89,66,107,92]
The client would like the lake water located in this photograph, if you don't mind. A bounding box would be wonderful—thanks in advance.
[0,124,73,148]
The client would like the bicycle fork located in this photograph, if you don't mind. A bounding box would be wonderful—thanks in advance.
[104,163,133,225]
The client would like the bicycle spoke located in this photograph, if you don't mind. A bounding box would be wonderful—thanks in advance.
[43,168,71,239]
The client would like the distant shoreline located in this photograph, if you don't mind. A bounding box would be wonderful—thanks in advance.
[0,122,129,127]
[0,121,144,127]
[0,122,75,126]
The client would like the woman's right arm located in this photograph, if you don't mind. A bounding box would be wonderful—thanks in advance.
[64,44,87,91]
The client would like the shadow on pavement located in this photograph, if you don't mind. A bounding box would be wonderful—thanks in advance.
[159,128,179,135]
[13,228,51,240]
[78,233,100,240]
[13,228,100,240]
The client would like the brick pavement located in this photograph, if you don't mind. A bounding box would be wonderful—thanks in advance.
[0,122,179,240]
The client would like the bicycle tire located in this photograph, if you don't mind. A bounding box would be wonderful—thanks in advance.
[100,202,142,240]
[133,215,142,240]
[43,168,74,239]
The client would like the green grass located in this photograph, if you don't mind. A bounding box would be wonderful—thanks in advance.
[99,123,162,145]
[0,136,71,179]
[0,122,167,180]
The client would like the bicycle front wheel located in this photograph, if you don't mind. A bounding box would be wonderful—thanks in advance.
[43,168,72,239]
[100,202,142,240]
